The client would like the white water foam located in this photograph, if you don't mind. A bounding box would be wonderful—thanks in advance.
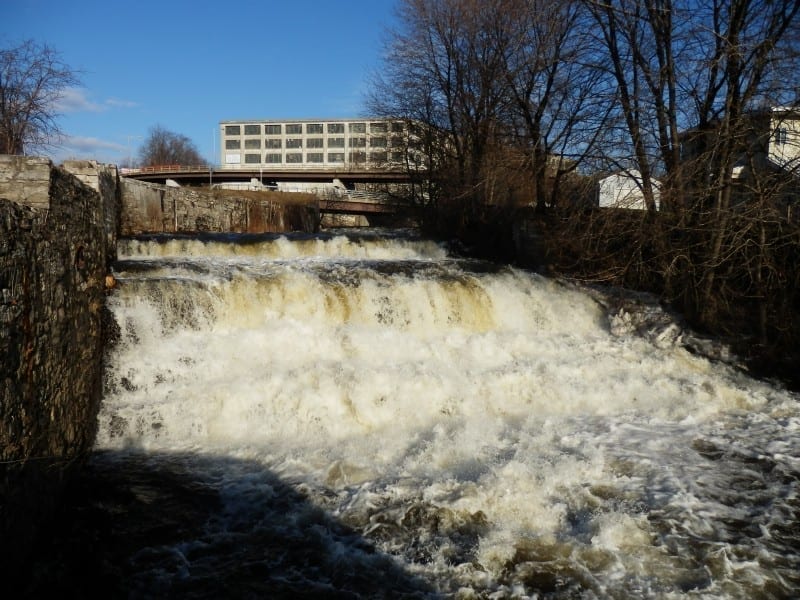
[98,232,800,597]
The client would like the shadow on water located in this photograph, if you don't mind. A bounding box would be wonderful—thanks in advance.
[17,450,437,599]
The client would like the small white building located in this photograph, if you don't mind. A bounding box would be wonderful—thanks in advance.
[598,170,660,210]
[767,106,800,173]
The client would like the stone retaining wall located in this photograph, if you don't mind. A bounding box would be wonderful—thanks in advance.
[1,159,326,573]
[0,157,119,571]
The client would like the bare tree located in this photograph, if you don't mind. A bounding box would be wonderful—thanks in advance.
[582,0,680,212]
[370,0,516,215]
[0,40,80,155]
[576,0,800,346]
[584,0,800,208]
[138,125,204,167]
[371,0,612,216]
[503,0,610,211]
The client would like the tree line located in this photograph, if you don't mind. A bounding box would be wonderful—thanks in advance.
[373,0,799,212]
[372,0,800,386]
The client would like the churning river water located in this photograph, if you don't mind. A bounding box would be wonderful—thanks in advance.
[60,230,800,597]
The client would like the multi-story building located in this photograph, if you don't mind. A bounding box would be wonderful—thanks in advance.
[218,118,412,170]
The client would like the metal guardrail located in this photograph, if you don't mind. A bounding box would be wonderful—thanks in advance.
[125,164,210,174]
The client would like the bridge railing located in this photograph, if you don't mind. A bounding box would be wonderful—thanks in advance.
[121,165,210,175]
[123,163,410,175]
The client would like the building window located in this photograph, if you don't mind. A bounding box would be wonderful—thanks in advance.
[306,152,324,163]
[349,122,366,133]
[286,138,303,148]
[245,153,261,164]
[225,139,241,149]
[349,151,366,163]
[776,127,789,145]
[245,138,261,149]
[306,123,323,134]
[306,138,324,148]
[266,138,282,149]
[370,137,387,148]
[244,124,261,135]
[265,124,281,135]
[391,122,404,133]
[328,123,344,134]
[391,151,405,163]
[370,122,387,133]
[286,153,302,163]
[328,137,345,148]
[286,124,302,134]
[370,151,388,164]
[265,153,282,163]
[225,125,240,135]
[390,136,404,148]
[328,152,344,162]
[349,137,366,148]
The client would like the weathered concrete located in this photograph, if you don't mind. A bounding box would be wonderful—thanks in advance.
[0,155,52,209]
[0,158,119,572]
[120,178,319,235]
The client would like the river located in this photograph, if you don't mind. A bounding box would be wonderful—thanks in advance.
[37,229,800,598]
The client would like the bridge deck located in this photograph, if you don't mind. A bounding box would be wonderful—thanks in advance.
[123,165,412,185]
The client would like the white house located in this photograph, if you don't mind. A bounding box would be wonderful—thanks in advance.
[767,106,800,173]
[598,170,661,210]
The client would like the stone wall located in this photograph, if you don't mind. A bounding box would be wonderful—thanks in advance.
[0,158,119,571]
[1,162,323,572]
[121,178,319,235]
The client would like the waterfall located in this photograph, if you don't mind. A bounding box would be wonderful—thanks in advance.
[92,229,799,597]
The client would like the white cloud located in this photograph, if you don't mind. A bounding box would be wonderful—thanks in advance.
[48,135,129,164]
[63,135,127,152]
[53,88,105,113]
[105,97,139,109]
[53,88,138,114]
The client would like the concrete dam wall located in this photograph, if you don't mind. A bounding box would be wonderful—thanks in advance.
[120,178,319,235]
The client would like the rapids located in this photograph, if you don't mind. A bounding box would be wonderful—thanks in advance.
[89,229,799,598]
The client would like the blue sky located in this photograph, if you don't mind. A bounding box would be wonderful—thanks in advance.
[3,0,397,165]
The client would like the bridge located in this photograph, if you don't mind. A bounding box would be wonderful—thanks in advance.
[122,164,413,187]
[121,165,417,219]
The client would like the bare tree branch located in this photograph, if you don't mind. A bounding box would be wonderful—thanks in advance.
[0,40,80,155]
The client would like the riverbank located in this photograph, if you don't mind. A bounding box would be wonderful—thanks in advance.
[429,205,800,392]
